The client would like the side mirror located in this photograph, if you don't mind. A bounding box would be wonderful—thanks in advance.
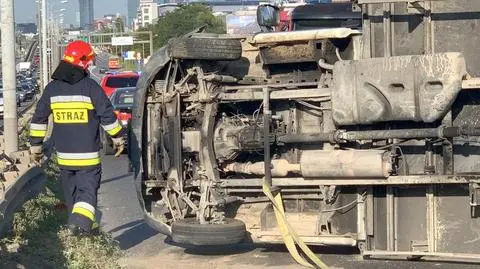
[257,4,280,28]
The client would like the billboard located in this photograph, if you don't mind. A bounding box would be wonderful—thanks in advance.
[111,36,134,46]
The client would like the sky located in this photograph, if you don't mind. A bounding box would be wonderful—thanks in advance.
[14,0,129,25]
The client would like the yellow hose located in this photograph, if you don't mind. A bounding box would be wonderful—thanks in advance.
[262,178,330,269]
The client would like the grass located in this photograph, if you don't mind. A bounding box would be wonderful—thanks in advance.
[0,157,122,269]
[122,60,139,72]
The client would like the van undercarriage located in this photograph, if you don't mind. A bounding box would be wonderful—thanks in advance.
[130,0,480,264]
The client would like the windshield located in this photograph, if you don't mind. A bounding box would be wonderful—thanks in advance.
[293,18,362,30]
[113,90,135,106]
[105,77,138,88]
[0,92,3,98]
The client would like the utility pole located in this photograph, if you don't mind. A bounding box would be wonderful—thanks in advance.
[1,0,18,154]
[37,0,43,88]
[42,0,49,88]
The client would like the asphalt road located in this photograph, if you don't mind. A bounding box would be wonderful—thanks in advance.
[98,155,480,269]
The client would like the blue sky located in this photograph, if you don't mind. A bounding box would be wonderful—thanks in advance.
[15,0,128,25]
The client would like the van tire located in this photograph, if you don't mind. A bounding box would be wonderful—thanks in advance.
[171,218,246,246]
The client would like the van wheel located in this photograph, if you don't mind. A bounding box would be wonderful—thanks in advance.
[171,218,246,246]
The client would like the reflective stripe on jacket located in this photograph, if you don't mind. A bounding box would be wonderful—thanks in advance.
[29,76,124,170]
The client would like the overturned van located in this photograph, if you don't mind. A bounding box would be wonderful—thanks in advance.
[130,0,480,263]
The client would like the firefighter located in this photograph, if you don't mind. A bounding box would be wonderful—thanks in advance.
[29,40,125,235]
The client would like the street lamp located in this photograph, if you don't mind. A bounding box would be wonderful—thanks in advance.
[37,0,69,88]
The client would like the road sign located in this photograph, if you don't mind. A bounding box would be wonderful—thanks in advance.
[124,51,136,60]
[111,36,134,46]
[68,31,81,37]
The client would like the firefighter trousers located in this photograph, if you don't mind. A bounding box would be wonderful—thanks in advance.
[60,167,102,232]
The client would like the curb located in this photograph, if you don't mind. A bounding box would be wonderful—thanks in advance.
[0,166,46,236]
[0,95,46,237]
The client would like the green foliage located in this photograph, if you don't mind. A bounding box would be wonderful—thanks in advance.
[0,159,121,269]
[60,229,121,269]
[152,4,226,49]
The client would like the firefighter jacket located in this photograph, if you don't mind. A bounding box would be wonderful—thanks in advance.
[29,61,124,170]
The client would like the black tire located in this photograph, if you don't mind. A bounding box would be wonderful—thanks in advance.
[168,38,242,61]
[172,218,246,246]
[101,132,115,155]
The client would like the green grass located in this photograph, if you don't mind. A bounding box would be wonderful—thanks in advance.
[0,157,122,269]
[122,60,138,71]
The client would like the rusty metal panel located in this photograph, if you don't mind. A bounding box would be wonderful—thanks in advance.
[435,185,480,253]
[260,42,320,64]
[373,187,428,251]
[370,1,480,75]
[373,186,388,250]
[394,187,428,251]
[432,1,480,76]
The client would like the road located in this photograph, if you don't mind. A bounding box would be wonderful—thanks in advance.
[98,155,480,269]
[0,100,34,128]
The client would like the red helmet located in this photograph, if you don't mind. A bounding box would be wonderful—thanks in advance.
[63,40,95,69]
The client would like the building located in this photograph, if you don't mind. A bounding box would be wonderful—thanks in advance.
[76,11,81,27]
[79,0,94,30]
[134,0,159,30]
[128,0,140,29]
[17,23,37,34]
[157,3,179,17]
[94,14,127,32]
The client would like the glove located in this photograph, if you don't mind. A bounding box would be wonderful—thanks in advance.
[30,145,44,164]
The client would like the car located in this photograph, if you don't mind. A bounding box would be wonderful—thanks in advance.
[0,86,23,106]
[100,87,136,155]
[108,56,121,70]
[110,87,135,126]
[99,71,139,97]
[0,92,4,117]
[15,85,27,102]
[16,91,23,106]
[17,84,34,101]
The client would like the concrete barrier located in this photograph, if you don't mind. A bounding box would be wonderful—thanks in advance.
[0,95,47,236]
[0,166,46,236]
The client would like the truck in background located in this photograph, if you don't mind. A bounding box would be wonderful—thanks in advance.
[258,1,360,32]
[16,62,31,73]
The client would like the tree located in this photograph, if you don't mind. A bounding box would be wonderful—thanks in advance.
[114,17,125,33]
[152,4,226,49]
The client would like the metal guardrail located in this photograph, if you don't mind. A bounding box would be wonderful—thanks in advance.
[24,39,39,63]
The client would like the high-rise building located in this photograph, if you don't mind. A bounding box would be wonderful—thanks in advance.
[128,0,140,29]
[79,0,94,30]
[133,0,160,30]
[76,11,81,27]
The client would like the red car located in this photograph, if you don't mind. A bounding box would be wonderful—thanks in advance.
[101,87,136,155]
[100,71,139,97]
